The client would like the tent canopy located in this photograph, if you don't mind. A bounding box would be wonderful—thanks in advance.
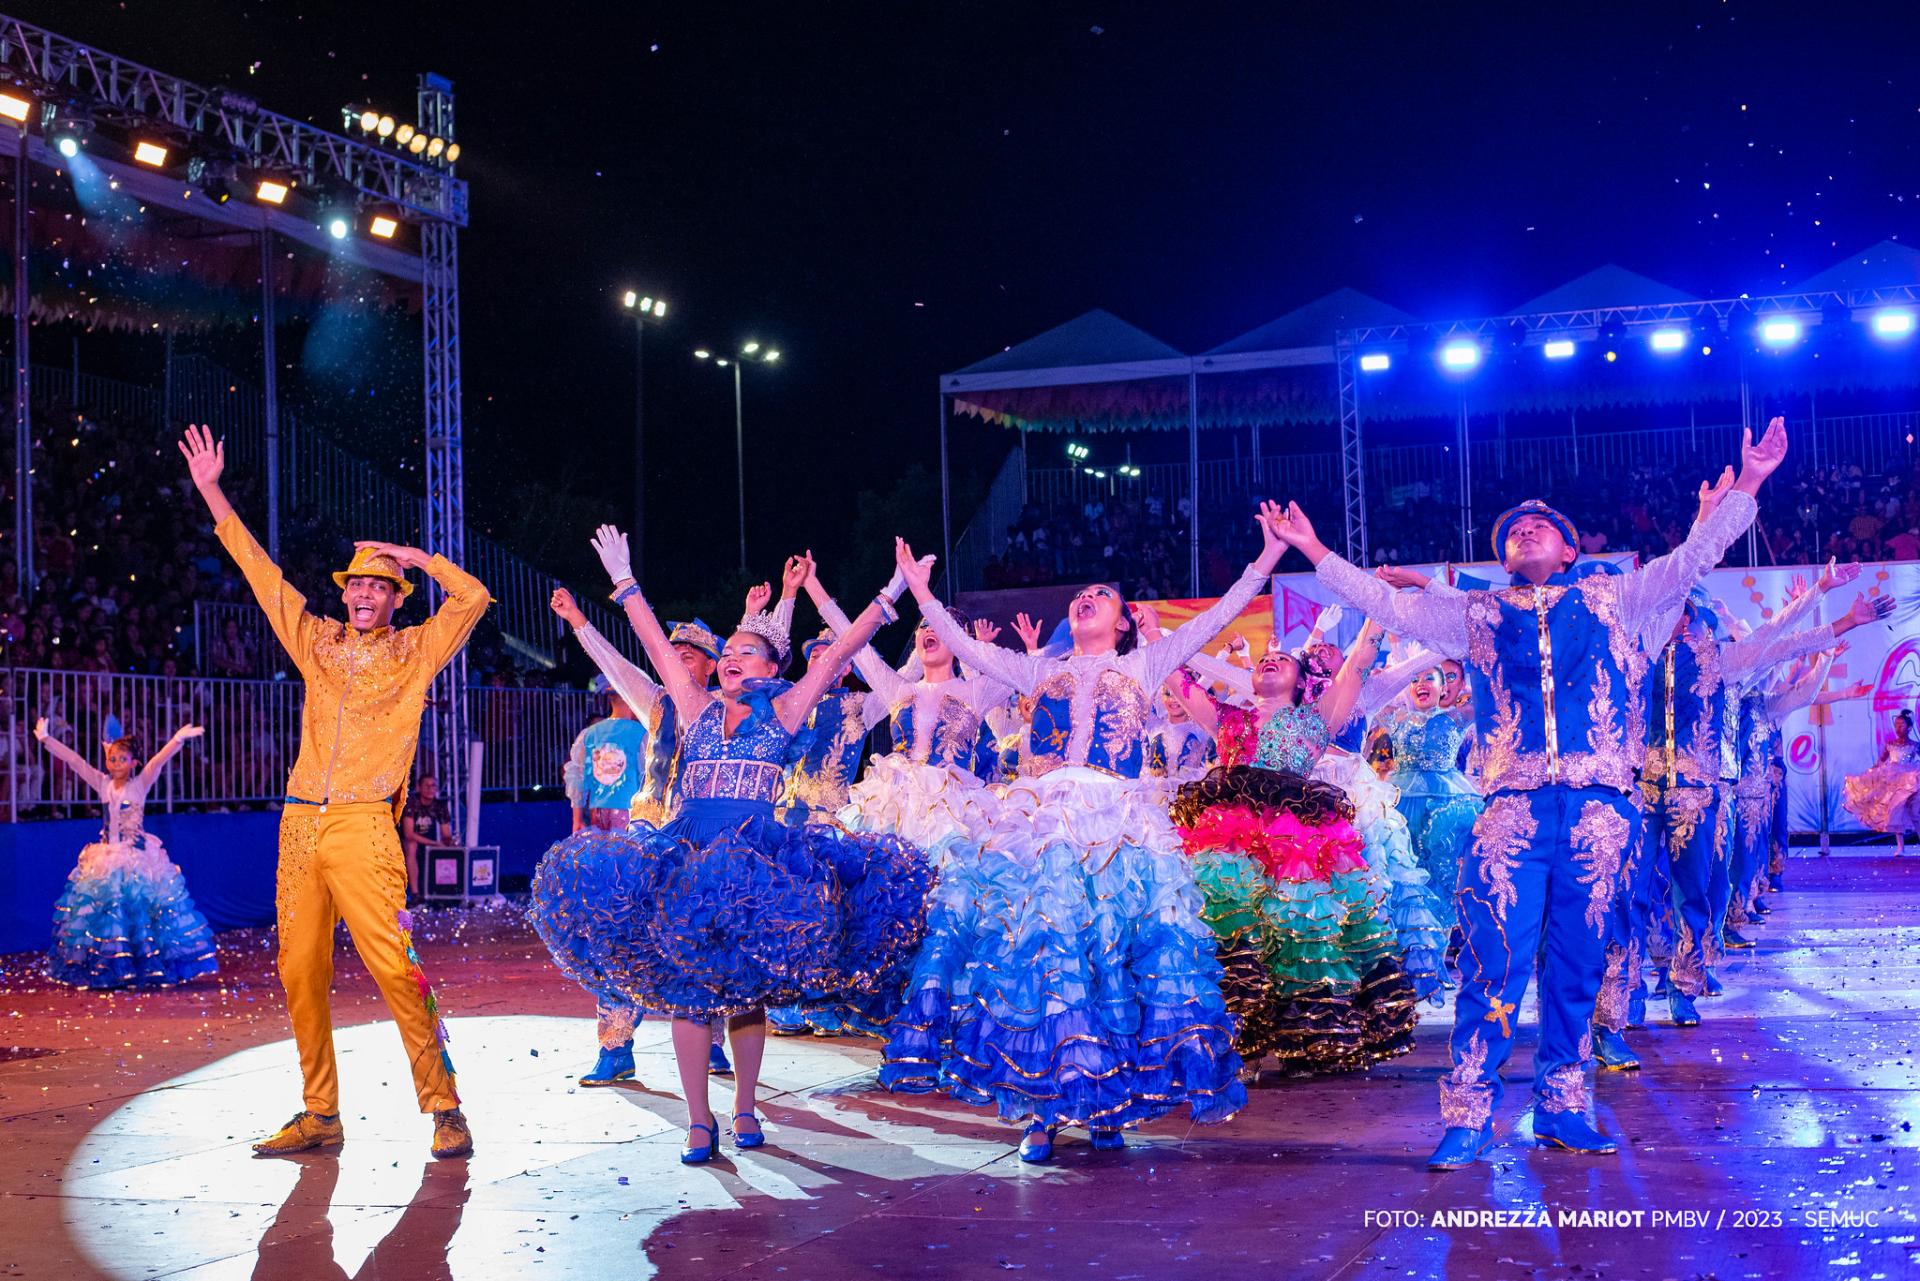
[1790,240,1920,294]
[1509,264,1697,315]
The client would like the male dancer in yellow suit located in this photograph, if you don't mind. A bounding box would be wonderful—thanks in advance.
[179,425,490,1159]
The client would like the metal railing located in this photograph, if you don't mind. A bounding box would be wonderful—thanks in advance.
[3,666,613,819]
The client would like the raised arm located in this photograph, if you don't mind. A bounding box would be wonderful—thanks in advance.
[1617,420,1787,633]
[1318,620,1382,734]
[182,425,318,671]
[1271,501,1471,656]
[592,524,710,723]
[1140,501,1291,689]
[1181,650,1255,702]
[777,591,892,733]
[552,587,663,721]
[138,724,203,787]
[34,719,110,794]
[895,539,1042,694]
[1163,670,1223,739]
[803,556,911,708]
[1356,640,1445,720]
[354,540,491,674]
[1766,652,1835,720]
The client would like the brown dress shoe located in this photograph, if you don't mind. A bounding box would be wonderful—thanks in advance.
[431,1108,473,1159]
[252,1111,345,1157]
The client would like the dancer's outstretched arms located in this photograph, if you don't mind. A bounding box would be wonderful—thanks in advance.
[1317,619,1381,734]
[776,592,890,734]
[182,425,318,671]
[1276,504,1470,657]
[138,724,204,786]
[895,540,1041,694]
[551,588,664,722]
[32,719,110,794]
[803,554,913,712]
[1356,641,1445,722]
[352,539,490,672]
[1139,503,1291,690]
[592,524,710,724]
[1617,419,1785,635]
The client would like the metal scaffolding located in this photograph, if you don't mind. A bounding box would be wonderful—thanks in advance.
[1335,340,1366,565]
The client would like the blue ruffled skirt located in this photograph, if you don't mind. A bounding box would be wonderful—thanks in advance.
[49,837,219,989]
[529,797,933,1022]
[880,768,1247,1131]
[1393,766,1482,931]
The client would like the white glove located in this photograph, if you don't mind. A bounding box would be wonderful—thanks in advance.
[591,524,633,586]
[1312,601,1345,637]
[33,717,48,741]
[883,554,937,602]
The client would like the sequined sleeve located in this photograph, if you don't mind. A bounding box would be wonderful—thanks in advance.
[1314,554,1469,658]
[917,598,1042,694]
[413,554,492,676]
[812,590,910,724]
[1723,616,1838,688]
[1181,650,1253,701]
[563,727,589,808]
[1358,647,1443,718]
[1141,563,1270,691]
[39,732,110,797]
[214,513,318,674]
[1616,490,1756,638]
[1767,652,1832,720]
[570,624,663,720]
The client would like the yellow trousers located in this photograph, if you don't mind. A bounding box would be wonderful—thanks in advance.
[276,802,460,1115]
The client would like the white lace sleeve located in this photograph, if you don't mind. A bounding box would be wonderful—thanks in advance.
[1616,491,1757,636]
[918,599,1042,694]
[812,591,911,709]
[571,623,663,720]
[1142,563,1270,691]
[1359,647,1443,718]
[1314,555,1469,657]
[1181,650,1254,701]
[1767,653,1833,719]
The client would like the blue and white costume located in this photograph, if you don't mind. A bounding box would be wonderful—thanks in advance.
[39,724,217,989]
[1378,700,1481,933]
[879,569,1272,1134]
[1315,493,1756,1144]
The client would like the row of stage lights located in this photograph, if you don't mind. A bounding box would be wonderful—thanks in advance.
[1,86,412,245]
[342,105,460,165]
[1359,307,1917,374]
[1062,443,1142,479]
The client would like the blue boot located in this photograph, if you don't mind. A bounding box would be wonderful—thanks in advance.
[1721,927,1755,950]
[1669,990,1701,1027]
[1704,969,1724,997]
[1426,1124,1494,1170]
[1651,969,1670,998]
[580,1041,636,1087]
[1533,1108,1617,1154]
[1593,1028,1640,1072]
[1626,985,1648,1030]
[708,1041,733,1076]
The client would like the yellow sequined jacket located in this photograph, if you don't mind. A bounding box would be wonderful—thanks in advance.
[215,513,491,809]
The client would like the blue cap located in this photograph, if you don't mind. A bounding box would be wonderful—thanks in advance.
[589,674,613,695]
[1491,499,1579,567]
[666,619,720,660]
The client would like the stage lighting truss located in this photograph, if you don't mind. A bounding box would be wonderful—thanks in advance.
[345,101,458,170]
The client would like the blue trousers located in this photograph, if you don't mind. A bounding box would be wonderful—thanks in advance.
[1705,780,1739,944]
[1443,786,1638,1130]
[1769,761,1790,884]
[1727,784,1772,925]
[1594,786,1653,1032]
[1641,778,1724,998]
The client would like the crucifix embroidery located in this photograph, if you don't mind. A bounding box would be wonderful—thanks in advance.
[1485,996,1517,1038]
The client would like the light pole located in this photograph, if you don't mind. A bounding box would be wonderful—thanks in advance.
[621,289,667,579]
[695,342,780,572]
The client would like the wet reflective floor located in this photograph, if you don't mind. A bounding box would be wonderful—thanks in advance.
[2,852,1916,1280]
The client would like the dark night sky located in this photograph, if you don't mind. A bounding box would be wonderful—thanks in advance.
[16,2,1920,601]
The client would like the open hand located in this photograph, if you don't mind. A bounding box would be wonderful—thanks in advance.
[1849,594,1895,627]
[971,618,1002,645]
[893,538,935,600]
[549,587,587,627]
[1736,417,1789,491]
[591,525,633,585]
[175,725,205,740]
[1841,680,1873,699]
[1012,612,1044,652]
[177,424,224,489]
[1695,466,1735,524]
[1818,558,1862,593]
[1374,565,1429,590]
[33,716,47,741]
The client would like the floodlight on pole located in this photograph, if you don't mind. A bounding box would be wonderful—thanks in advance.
[0,92,31,124]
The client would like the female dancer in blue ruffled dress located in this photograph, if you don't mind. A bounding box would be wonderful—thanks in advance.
[529,526,933,1164]
[35,716,217,988]
[1377,666,1483,938]
[881,503,1291,1163]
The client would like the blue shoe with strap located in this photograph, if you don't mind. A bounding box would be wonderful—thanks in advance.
[680,1121,719,1165]
[580,1041,636,1087]
[1017,1122,1054,1164]
[1533,1108,1618,1154]
[1669,990,1701,1027]
[708,1042,733,1077]
[1425,1124,1493,1170]
[732,1111,765,1150]
[1593,1027,1640,1071]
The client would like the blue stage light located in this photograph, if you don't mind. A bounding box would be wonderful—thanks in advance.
[56,136,79,158]
[1542,339,1576,360]
[1759,318,1801,345]
[1873,309,1915,339]
[1359,352,1391,372]
[1649,328,1687,353]
[1440,341,1480,370]
[327,216,350,240]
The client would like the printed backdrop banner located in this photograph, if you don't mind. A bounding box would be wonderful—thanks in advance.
[1269,560,1920,837]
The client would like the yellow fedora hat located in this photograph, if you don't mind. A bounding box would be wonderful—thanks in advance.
[332,546,414,597]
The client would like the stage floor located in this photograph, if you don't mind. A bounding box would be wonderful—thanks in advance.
[2,854,1918,1281]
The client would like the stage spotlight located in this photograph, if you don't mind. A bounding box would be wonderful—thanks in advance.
[255,179,289,205]
[0,92,30,123]
[1873,309,1915,338]
[1760,318,1801,345]
[369,215,399,239]
[358,109,379,132]
[376,115,396,137]
[445,143,461,163]
[56,135,80,159]
[1440,340,1481,370]
[407,133,427,154]
[395,123,416,144]
[1543,340,1576,360]
[1701,345,1713,356]
[1649,328,1687,353]
[1604,350,1618,363]
[133,140,169,167]
[327,216,350,240]
[1358,352,1391,372]
[426,136,445,158]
